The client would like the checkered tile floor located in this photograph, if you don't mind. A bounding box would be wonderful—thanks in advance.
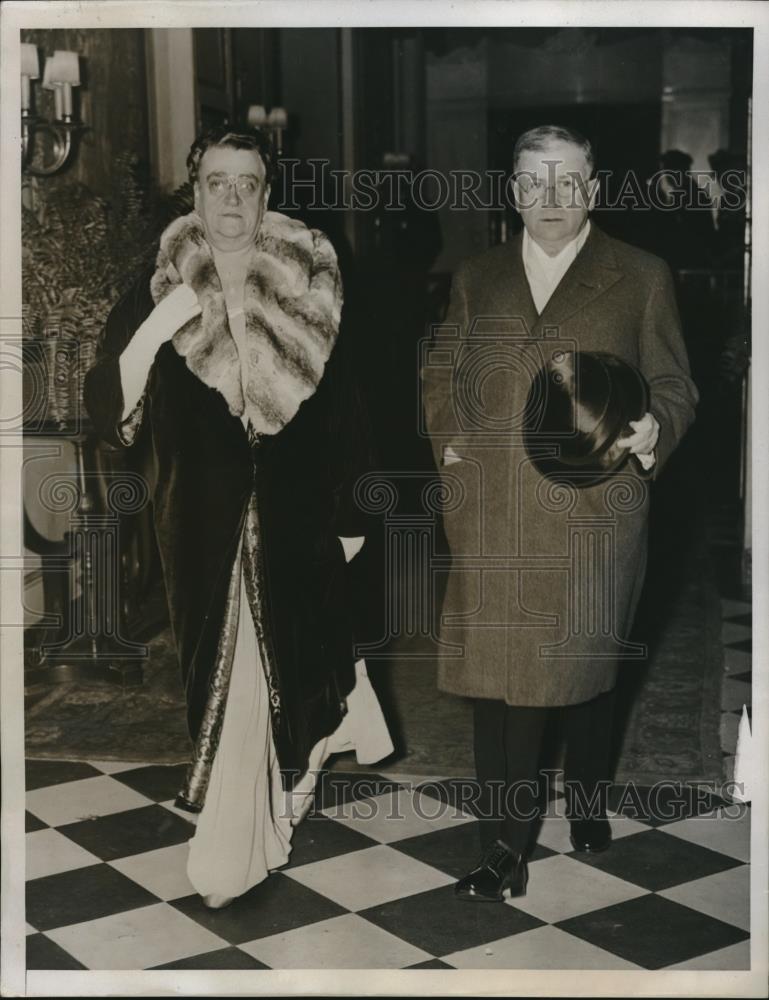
[25,596,752,971]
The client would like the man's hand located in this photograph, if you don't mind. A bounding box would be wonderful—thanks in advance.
[616,411,660,468]
[142,283,201,345]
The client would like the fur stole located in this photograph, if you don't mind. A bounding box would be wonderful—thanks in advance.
[150,211,342,435]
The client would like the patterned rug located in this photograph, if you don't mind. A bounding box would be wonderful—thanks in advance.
[611,488,726,786]
[25,628,192,765]
[24,486,725,786]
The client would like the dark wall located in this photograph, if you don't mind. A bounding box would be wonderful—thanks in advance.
[21,28,150,197]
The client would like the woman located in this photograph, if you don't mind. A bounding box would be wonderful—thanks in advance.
[84,126,392,907]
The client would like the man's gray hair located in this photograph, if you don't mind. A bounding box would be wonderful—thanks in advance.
[513,125,595,175]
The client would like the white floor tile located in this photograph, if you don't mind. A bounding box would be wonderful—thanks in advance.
[606,815,651,839]
[664,806,750,863]
[46,903,228,970]
[26,776,152,827]
[240,913,431,968]
[285,844,453,911]
[321,786,472,844]
[535,813,648,855]
[720,622,752,646]
[159,800,199,825]
[110,843,194,901]
[542,791,568,819]
[535,817,577,855]
[26,829,101,880]
[666,939,750,970]
[86,761,148,775]
[509,854,647,923]
[444,924,642,970]
[720,678,752,712]
[26,924,37,935]
[659,864,751,931]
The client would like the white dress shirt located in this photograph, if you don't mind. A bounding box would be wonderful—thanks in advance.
[522,220,591,314]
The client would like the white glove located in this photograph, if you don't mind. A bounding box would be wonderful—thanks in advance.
[140,283,201,346]
[119,284,201,419]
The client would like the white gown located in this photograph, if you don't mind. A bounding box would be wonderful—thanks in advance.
[186,307,393,898]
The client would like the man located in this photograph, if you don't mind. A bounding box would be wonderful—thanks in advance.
[84,126,391,906]
[421,125,698,901]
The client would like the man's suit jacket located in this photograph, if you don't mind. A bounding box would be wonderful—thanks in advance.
[421,224,698,707]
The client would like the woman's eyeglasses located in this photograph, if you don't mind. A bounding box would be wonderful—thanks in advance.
[205,174,261,199]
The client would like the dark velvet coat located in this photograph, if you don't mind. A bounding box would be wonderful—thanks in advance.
[84,263,373,797]
[422,225,699,707]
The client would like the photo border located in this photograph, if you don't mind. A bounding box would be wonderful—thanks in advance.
[1,2,767,996]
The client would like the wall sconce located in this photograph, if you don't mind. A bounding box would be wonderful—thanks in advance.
[21,44,85,176]
[247,104,288,156]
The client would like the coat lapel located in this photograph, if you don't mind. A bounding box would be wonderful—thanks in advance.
[534,224,624,331]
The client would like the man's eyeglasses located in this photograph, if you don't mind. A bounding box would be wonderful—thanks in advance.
[515,174,586,197]
[205,174,262,199]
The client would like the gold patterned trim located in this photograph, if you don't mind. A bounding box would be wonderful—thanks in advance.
[116,390,146,446]
[176,536,243,812]
[241,488,283,727]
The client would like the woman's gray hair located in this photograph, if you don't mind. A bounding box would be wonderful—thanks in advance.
[187,125,275,186]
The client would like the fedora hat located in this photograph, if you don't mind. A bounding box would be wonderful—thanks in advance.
[523,351,650,488]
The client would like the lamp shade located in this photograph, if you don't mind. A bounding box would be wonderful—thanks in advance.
[267,106,287,128]
[21,43,39,78]
[247,104,267,127]
[43,50,80,87]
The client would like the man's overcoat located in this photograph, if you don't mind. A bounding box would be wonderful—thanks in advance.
[422,225,698,707]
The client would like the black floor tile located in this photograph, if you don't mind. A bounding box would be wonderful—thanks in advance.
[392,817,557,881]
[528,839,558,862]
[415,776,562,821]
[281,814,378,869]
[569,828,742,891]
[170,872,347,945]
[313,771,404,813]
[724,638,751,654]
[407,958,456,969]
[26,864,158,931]
[392,820,484,880]
[607,784,728,826]
[410,778,481,815]
[110,764,190,803]
[556,894,749,970]
[360,883,543,957]
[729,670,751,683]
[25,811,48,832]
[26,933,87,970]
[151,947,271,970]
[57,804,195,861]
[25,759,102,791]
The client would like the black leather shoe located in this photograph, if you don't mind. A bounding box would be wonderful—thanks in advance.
[455,840,528,901]
[569,817,612,853]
